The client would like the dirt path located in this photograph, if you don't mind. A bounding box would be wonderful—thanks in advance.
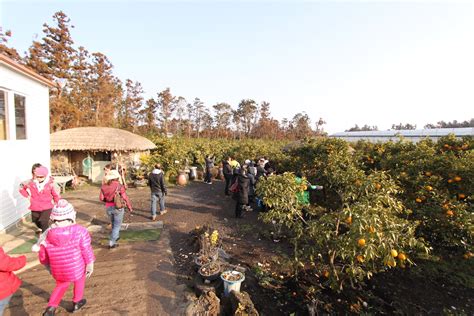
[5,180,282,315]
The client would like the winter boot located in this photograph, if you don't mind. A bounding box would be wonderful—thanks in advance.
[72,299,87,312]
[42,306,56,316]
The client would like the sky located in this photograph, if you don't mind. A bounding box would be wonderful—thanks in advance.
[1,0,473,134]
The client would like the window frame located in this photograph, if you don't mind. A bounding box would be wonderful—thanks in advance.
[14,93,27,140]
[0,89,10,140]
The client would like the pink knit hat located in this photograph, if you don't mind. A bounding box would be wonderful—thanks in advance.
[35,166,49,177]
[51,199,76,222]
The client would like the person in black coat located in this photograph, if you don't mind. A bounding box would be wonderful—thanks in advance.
[234,165,250,218]
[222,157,233,195]
[148,163,168,220]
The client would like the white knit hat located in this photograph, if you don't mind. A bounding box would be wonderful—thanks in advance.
[51,199,76,222]
[105,170,121,181]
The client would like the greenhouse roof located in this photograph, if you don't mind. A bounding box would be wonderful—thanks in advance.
[331,127,473,138]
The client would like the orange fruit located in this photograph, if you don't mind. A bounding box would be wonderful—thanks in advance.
[390,249,398,258]
[386,259,396,267]
[454,176,461,182]
[358,238,366,247]
[375,183,381,190]
[448,179,453,183]
[356,255,365,263]
[425,186,433,191]
[425,171,432,177]
[458,193,466,199]
[415,198,422,203]
[346,216,352,225]
[398,253,407,261]
[446,210,454,217]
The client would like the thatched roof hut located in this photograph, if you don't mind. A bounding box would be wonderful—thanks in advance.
[50,127,156,152]
[50,127,156,182]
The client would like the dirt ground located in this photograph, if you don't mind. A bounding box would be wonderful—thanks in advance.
[6,179,473,315]
[6,180,289,315]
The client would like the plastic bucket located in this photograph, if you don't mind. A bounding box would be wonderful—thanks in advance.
[189,167,197,180]
[220,271,245,297]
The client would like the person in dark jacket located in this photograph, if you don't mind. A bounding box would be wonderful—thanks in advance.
[0,247,26,315]
[204,154,215,184]
[222,157,233,195]
[148,164,168,220]
[234,165,250,218]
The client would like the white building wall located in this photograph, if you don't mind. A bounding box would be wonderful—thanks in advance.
[0,64,51,232]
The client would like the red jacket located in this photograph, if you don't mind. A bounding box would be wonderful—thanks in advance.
[39,224,95,282]
[99,180,132,210]
[19,177,61,211]
[0,247,27,299]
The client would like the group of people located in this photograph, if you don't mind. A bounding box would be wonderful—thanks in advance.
[2,160,170,315]
[1,164,95,316]
[220,156,275,218]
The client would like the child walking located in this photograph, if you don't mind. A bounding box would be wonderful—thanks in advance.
[19,165,60,234]
[39,199,95,315]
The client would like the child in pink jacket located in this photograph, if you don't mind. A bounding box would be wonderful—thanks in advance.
[39,199,95,316]
[19,165,60,233]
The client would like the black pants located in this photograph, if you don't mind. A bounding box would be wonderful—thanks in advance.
[31,209,52,232]
[235,202,245,218]
[204,169,212,183]
[224,174,232,195]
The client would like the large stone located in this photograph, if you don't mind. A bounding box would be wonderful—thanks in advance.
[187,291,220,316]
[230,291,258,316]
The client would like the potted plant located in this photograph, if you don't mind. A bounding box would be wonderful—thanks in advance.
[198,262,221,281]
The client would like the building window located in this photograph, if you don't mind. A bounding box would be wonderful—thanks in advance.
[14,94,26,139]
[0,90,6,140]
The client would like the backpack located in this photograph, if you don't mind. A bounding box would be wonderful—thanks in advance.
[230,181,239,193]
[114,185,126,209]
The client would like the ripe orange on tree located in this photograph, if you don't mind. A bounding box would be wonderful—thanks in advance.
[345,216,352,225]
[446,210,454,217]
[356,255,365,263]
[398,253,407,261]
[458,193,466,199]
[390,249,398,257]
[425,185,433,191]
[358,238,366,247]
[425,171,432,177]
[415,198,422,203]
[454,176,462,182]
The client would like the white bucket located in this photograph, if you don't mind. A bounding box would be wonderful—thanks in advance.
[221,271,245,297]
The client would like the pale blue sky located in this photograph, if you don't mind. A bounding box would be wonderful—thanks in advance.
[1,1,473,133]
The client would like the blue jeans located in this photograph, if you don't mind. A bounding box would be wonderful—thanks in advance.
[151,191,165,216]
[106,206,124,246]
[0,295,12,315]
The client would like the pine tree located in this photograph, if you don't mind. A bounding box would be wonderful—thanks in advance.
[156,88,176,135]
[0,28,22,62]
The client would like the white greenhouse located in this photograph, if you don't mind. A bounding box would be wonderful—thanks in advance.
[330,128,473,143]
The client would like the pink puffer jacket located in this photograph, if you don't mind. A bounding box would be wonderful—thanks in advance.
[39,224,95,282]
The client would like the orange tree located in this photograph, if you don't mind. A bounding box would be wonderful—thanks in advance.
[353,135,473,256]
[257,138,429,293]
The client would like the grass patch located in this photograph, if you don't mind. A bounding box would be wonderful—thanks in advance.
[102,229,161,244]
[9,239,36,254]
[120,229,161,242]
